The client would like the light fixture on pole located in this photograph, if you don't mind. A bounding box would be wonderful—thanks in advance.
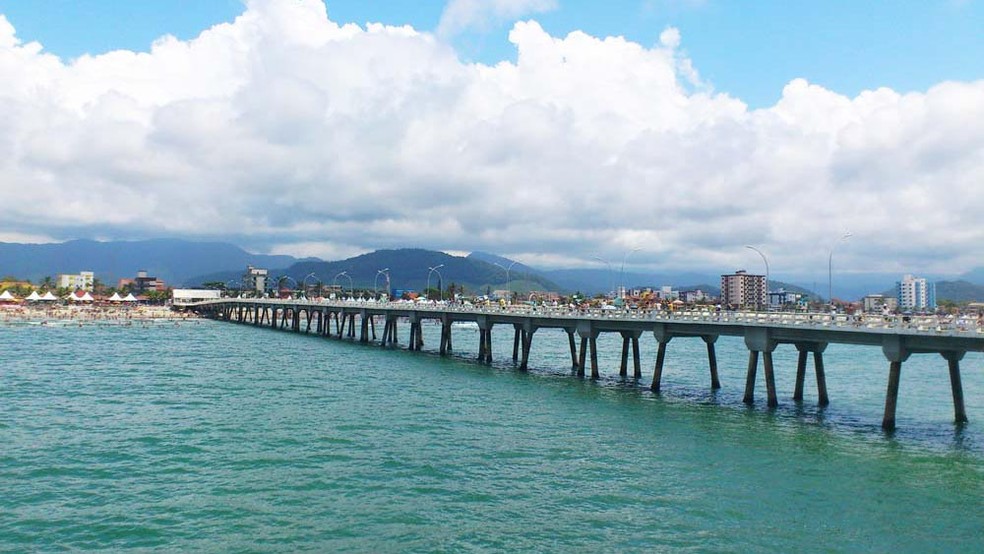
[744,245,770,311]
[591,255,614,299]
[302,272,317,299]
[828,232,853,306]
[620,247,642,299]
[375,268,390,299]
[493,260,519,304]
[427,264,445,301]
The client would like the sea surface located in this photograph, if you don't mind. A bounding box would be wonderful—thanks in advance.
[1,319,983,552]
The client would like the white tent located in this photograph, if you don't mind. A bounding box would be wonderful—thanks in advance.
[25,291,41,301]
[0,290,15,301]
[108,292,123,301]
[40,291,58,301]
[122,293,138,302]
[81,292,94,302]
[70,291,94,302]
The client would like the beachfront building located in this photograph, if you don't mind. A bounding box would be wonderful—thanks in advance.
[680,289,710,304]
[118,270,166,294]
[767,289,805,310]
[172,289,223,305]
[244,266,268,295]
[58,271,95,291]
[863,294,899,314]
[896,274,936,311]
[721,270,766,309]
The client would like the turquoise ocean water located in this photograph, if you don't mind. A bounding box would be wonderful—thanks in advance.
[1,319,982,552]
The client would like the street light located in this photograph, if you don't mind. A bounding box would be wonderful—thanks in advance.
[620,247,642,299]
[277,275,298,298]
[333,271,353,298]
[591,255,614,299]
[302,272,318,299]
[374,268,390,299]
[828,232,853,307]
[744,245,769,311]
[427,264,444,301]
[493,260,519,304]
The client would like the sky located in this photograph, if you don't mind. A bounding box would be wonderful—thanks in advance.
[0,0,981,281]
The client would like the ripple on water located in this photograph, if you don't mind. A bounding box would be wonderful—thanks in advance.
[1,322,983,551]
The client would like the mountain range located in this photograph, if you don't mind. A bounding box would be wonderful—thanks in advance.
[2,238,984,302]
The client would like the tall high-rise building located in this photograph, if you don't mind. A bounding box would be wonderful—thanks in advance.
[720,270,766,309]
[896,274,936,311]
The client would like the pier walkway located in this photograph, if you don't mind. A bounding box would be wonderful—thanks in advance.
[189,299,984,430]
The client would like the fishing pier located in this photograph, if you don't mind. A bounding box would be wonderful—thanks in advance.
[189,299,984,431]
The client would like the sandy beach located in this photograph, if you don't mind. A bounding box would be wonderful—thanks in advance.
[0,304,200,325]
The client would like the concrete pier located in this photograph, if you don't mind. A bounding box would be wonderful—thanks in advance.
[194,299,984,431]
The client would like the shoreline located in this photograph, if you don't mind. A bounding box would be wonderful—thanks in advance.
[0,304,201,325]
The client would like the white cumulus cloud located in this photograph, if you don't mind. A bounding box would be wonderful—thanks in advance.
[0,0,982,278]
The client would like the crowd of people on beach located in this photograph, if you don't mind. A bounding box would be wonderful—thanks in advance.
[0,303,199,325]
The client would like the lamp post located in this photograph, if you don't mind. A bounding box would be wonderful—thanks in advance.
[619,247,642,299]
[277,275,298,298]
[828,232,853,307]
[493,260,519,304]
[302,272,317,299]
[427,264,444,302]
[333,271,353,299]
[591,255,614,299]
[374,268,390,299]
[744,245,769,310]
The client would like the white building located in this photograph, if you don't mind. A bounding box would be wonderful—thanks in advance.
[172,289,222,305]
[721,270,766,309]
[896,274,936,311]
[57,271,94,291]
[243,266,268,294]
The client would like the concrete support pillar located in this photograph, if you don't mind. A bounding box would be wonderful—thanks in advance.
[943,351,968,424]
[763,351,778,408]
[520,330,534,371]
[703,336,721,390]
[589,335,600,379]
[793,349,808,401]
[619,332,630,377]
[651,341,668,393]
[577,336,588,377]
[631,334,642,379]
[883,361,903,431]
[370,316,377,341]
[439,323,449,356]
[478,329,487,362]
[568,330,579,371]
[813,351,829,407]
[743,350,759,405]
[513,326,522,363]
[360,314,369,343]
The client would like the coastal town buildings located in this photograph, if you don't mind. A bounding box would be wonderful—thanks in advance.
[863,294,899,313]
[244,266,268,294]
[118,270,166,294]
[896,274,936,311]
[57,271,94,291]
[721,270,766,309]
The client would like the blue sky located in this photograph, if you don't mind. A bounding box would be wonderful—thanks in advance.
[1,0,981,108]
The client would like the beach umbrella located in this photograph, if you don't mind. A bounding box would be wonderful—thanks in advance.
[122,293,138,302]
[25,291,41,301]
